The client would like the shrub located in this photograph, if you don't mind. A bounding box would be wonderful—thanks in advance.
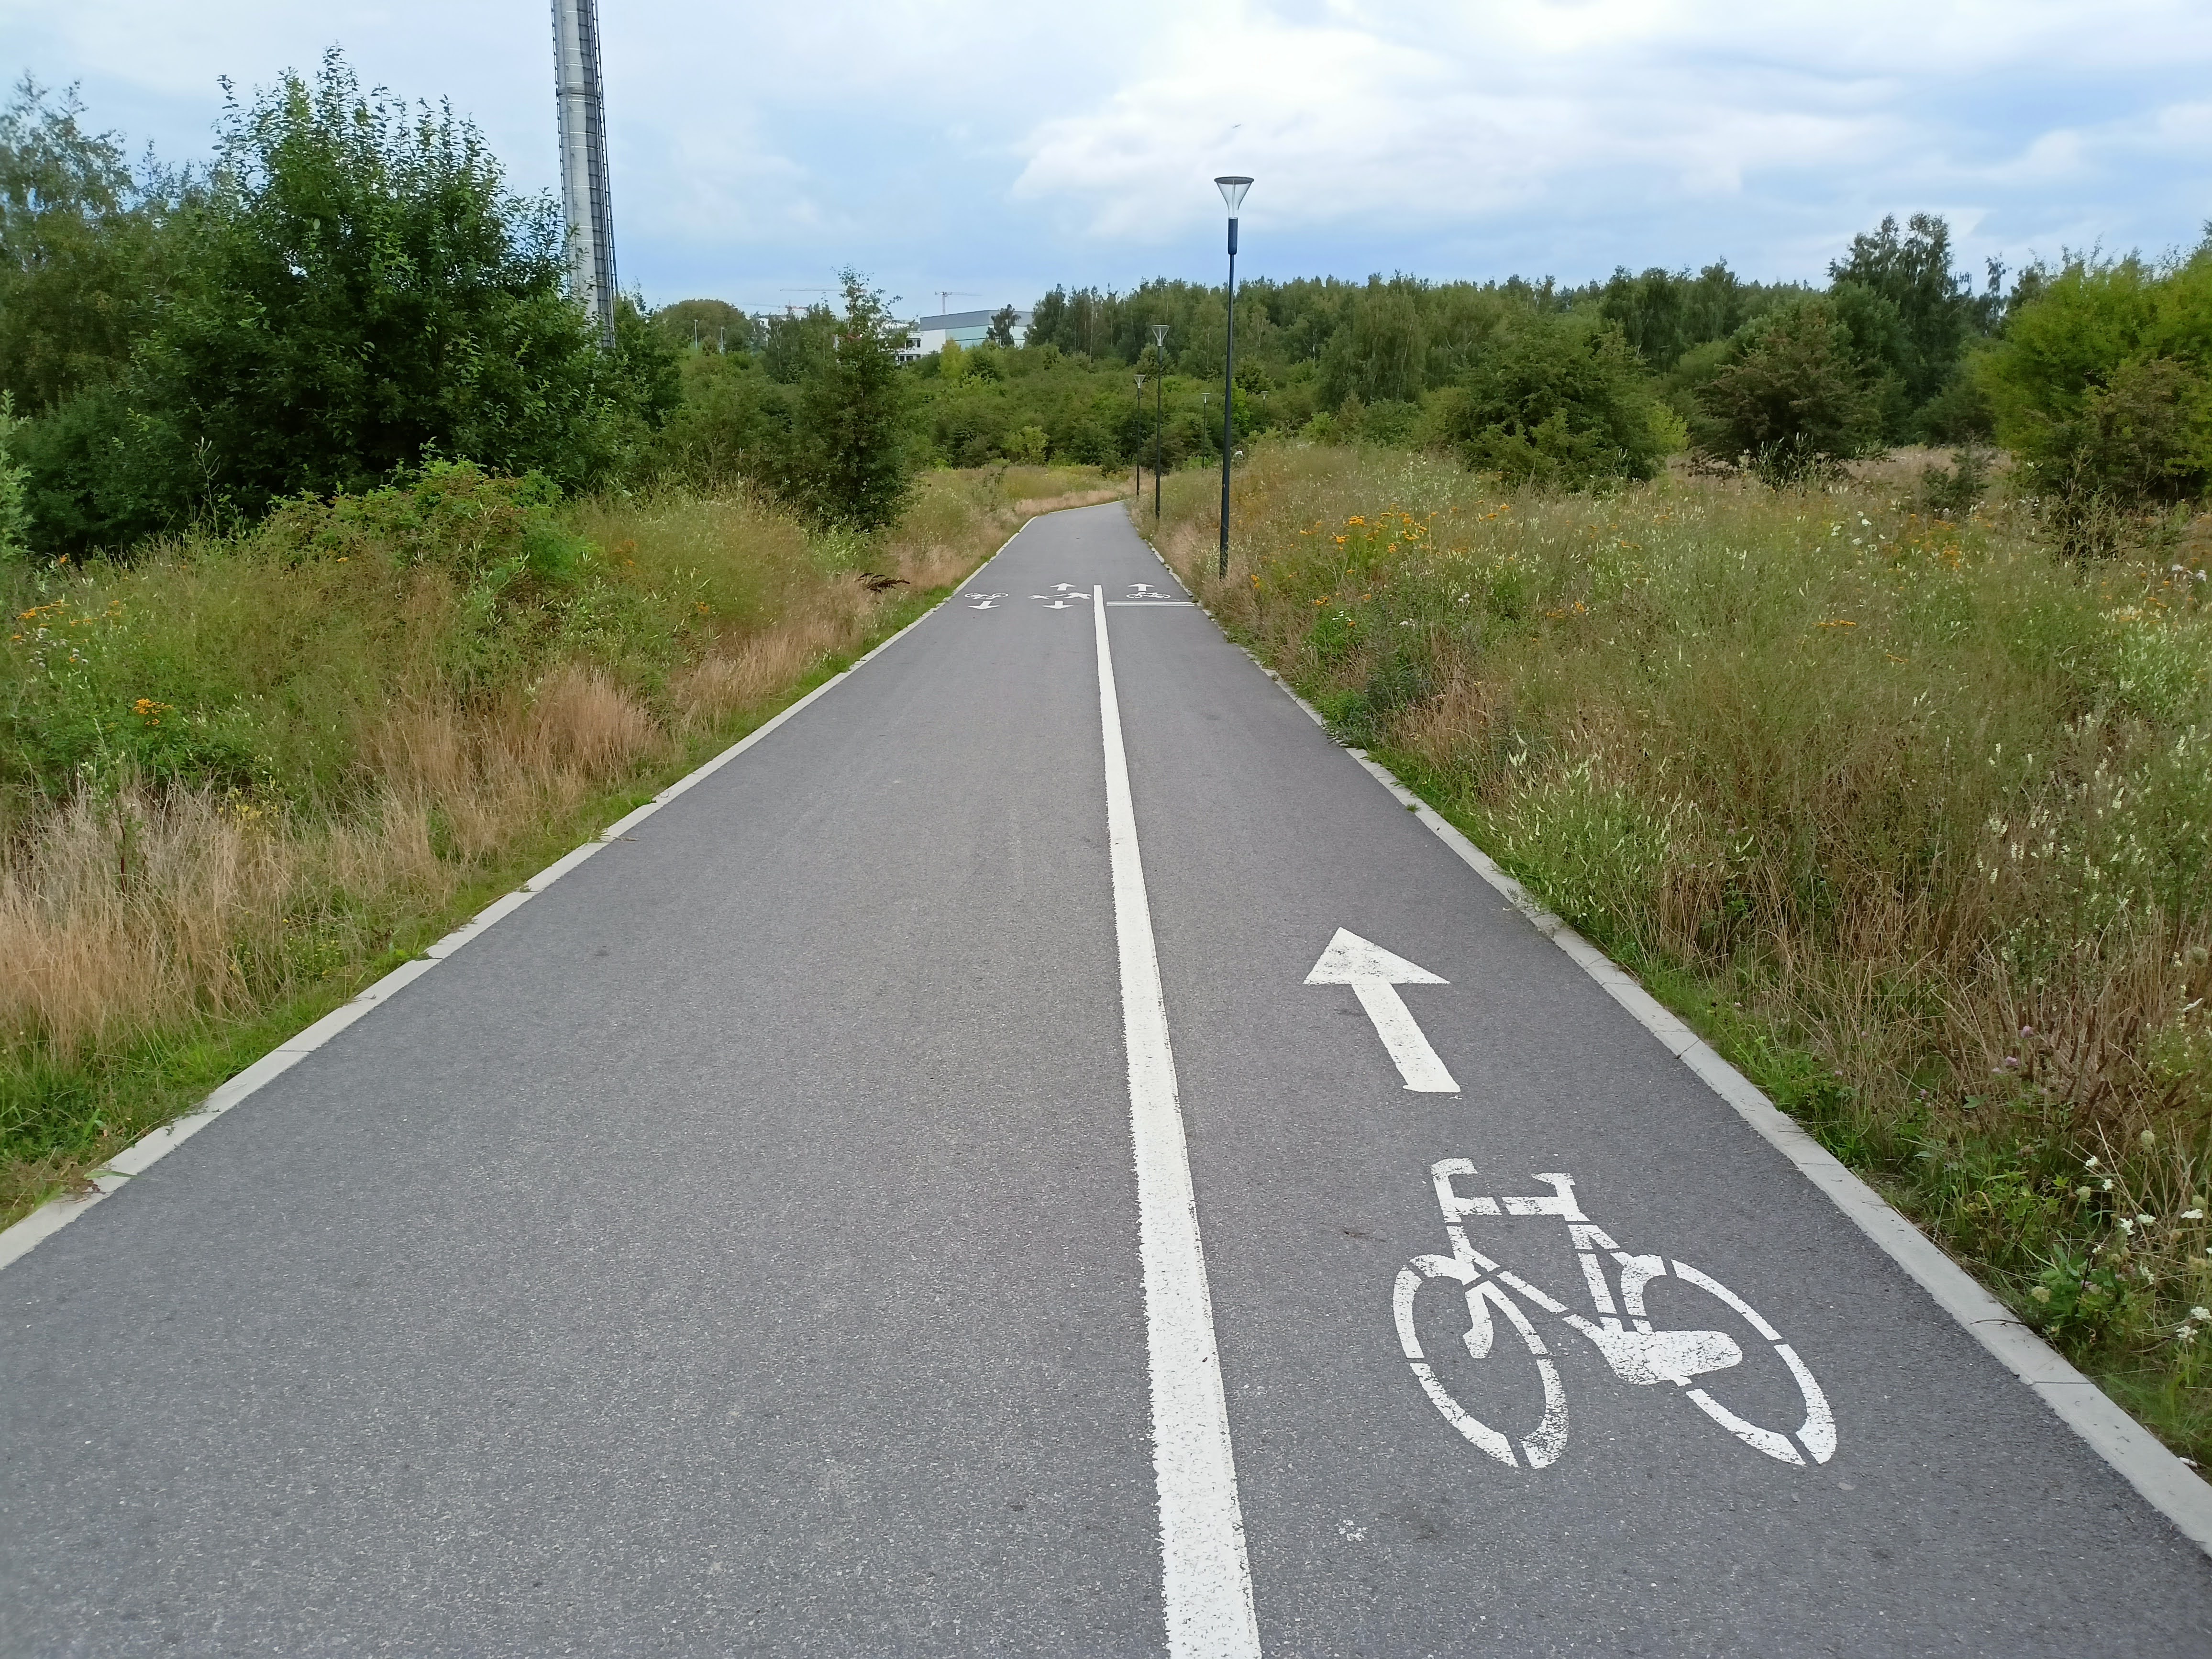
[0,393,28,556]
[1977,249,2212,555]
[1915,363,1997,444]
[647,351,794,492]
[1438,312,1669,488]
[1690,298,1887,481]
[1916,446,1991,517]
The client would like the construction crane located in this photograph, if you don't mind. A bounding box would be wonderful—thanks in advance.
[780,288,835,317]
[934,291,980,316]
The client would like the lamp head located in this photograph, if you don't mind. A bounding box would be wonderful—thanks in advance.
[1215,175,1253,216]
[1151,323,1169,347]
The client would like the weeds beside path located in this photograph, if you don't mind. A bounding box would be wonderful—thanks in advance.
[2,465,1124,1227]
[1150,442,2212,1461]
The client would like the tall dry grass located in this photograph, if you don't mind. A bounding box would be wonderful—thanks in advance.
[1153,441,2212,1454]
[1,464,1124,1220]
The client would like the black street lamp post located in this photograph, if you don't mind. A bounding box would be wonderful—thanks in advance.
[1214,176,1250,579]
[1134,375,1146,502]
[1150,323,1167,520]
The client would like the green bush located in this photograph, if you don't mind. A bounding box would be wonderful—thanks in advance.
[1976,249,2212,554]
[0,394,28,556]
[647,351,794,492]
[1437,312,1669,488]
[1690,298,1887,480]
[1916,446,1992,517]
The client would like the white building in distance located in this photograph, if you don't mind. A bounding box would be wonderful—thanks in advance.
[897,308,1032,364]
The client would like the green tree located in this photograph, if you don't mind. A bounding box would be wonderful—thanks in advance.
[652,297,756,355]
[0,77,180,415]
[1594,260,1786,374]
[782,269,915,529]
[154,55,673,506]
[1319,280,1427,407]
[18,54,677,556]
[1827,214,1981,412]
[987,305,1018,347]
[758,304,837,384]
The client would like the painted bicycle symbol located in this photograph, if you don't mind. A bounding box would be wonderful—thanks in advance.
[1394,1159,1836,1471]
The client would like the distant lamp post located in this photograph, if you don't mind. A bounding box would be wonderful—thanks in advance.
[1214,175,1251,578]
[1134,374,1146,501]
[1150,323,1168,519]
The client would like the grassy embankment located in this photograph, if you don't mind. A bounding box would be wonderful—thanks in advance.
[1,463,1120,1225]
[1151,442,2212,1459]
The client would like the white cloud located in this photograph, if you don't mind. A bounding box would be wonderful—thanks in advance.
[1008,0,2211,246]
[8,0,2210,299]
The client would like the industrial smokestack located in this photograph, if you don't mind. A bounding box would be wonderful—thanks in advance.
[551,0,618,348]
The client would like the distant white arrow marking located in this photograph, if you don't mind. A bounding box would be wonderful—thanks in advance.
[970,600,998,609]
[1305,928,1459,1092]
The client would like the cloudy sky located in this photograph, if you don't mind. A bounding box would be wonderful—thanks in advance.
[10,0,2209,315]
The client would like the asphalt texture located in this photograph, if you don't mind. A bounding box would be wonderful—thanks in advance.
[4,501,2210,1656]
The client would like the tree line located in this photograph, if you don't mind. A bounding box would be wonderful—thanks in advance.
[5,55,2208,563]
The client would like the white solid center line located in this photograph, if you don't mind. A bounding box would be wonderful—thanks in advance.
[1094,584,1264,1659]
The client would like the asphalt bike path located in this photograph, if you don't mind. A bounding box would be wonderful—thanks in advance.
[3,517,1158,1654]
[4,500,2209,1654]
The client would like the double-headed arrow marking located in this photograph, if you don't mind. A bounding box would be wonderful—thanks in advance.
[1305,928,1459,1093]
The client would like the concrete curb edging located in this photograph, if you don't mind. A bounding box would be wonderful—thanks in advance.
[1138,526,2212,1559]
[0,529,1025,1277]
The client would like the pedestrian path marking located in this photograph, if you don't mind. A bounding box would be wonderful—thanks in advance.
[1395,1159,1836,1471]
[1095,584,1262,1659]
[1304,929,1458,1092]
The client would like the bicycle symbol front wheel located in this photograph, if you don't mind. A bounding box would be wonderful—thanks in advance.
[1627,1258,1836,1467]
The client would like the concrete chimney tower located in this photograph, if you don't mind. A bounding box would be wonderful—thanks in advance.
[551,0,618,348]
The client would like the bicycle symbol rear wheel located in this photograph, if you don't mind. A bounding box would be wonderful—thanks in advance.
[1393,1253,1570,1470]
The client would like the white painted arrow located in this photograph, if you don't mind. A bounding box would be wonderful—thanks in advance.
[1304,929,1460,1092]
